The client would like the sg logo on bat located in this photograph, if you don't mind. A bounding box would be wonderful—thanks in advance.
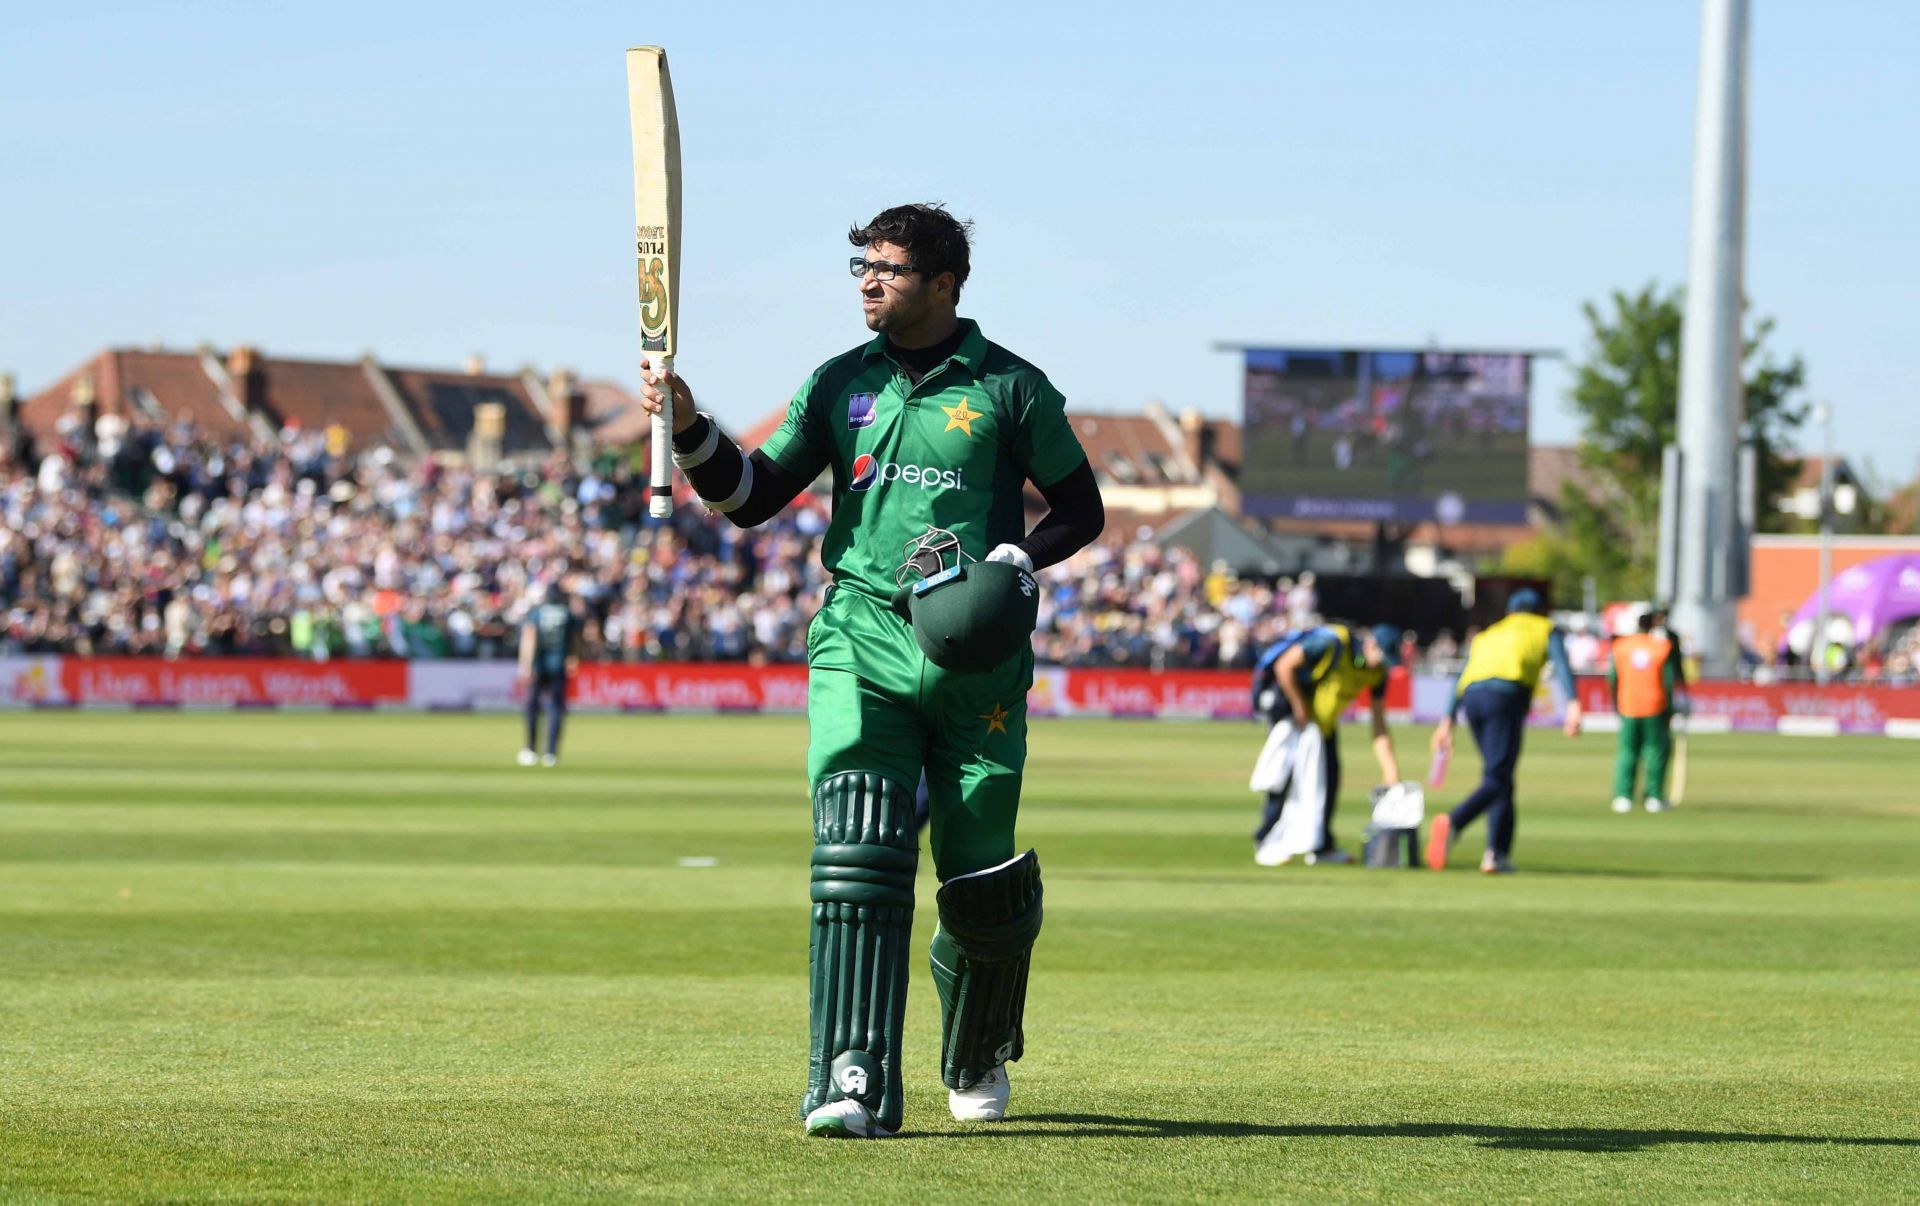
[636,225,672,351]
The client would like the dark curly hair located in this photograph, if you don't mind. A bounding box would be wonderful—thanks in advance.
[848,203,973,300]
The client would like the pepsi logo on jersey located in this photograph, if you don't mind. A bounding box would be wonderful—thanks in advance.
[849,454,967,492]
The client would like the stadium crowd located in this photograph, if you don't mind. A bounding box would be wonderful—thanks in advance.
[0,421,1307,669]
[12,419,1914,679]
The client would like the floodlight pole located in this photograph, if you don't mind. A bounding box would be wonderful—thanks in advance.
[1815,402,1833,684]
[1673,0,1750,678]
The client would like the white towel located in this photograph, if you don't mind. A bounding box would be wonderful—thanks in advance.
[1254,722,1328,861]
[1249,719,1301,793]
[1369,781,1426,829]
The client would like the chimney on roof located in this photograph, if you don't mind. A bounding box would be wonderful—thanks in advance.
[548,367,581,438]
[228,345,265,414]
[69,371,98,446]
[1179,408,1213,474]
[466,354,486,376]
[471,402,506,472]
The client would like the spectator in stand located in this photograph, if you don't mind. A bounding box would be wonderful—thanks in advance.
[1286,571,1318,629]
[4,416,1441,673]
[0,422,831,664]
[1564,618,1603,675]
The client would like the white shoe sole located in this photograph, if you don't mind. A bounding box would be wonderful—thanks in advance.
[805,1102,892,1139]
[949,1071,1010,1121]
[949,1095,1008,1122]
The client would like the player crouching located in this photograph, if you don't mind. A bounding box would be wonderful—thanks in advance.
[1248,623,1404,866]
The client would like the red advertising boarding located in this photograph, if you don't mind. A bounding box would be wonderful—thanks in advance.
[20,656,1917,732]
[1575,675,1920,733]
[58,657,409,706]
[1030,666,1410,719]
[571,662,811,711]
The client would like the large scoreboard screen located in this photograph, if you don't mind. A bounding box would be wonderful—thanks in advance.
[1238,347,1532,525]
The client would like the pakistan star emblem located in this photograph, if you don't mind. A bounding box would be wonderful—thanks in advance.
[980,701,1011,735]
[942,398,982,437]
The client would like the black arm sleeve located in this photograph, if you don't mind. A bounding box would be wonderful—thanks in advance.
[670,414,811,528]
[1018,459,1104,571]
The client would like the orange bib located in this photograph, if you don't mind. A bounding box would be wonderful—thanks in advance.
[1612,634,1673,718]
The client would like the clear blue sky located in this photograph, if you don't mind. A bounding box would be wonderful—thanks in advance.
[6,2,1916,481]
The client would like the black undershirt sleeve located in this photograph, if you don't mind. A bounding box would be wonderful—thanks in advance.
[1018,459,1104,570]
[669,414,811,528]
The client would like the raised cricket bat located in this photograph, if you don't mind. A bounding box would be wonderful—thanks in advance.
[627,45,681,519]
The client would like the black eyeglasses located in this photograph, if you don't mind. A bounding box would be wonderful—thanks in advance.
[849,256,917,282]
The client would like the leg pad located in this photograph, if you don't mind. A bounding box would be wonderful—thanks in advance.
[931,850,1043,1091]
[802,772,918,1131]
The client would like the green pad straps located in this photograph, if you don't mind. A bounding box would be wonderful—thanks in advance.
[801,772,919,1132]
[931,849,1044,1091]
[810,842,916,908]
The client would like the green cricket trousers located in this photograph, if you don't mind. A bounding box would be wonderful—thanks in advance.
[1613,714,1672,803]
[806,585,1032,880]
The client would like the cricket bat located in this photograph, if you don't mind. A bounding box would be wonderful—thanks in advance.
[627,45,681,519]
[1670,714,1689,806]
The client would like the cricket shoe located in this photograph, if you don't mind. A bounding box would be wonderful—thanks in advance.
[1611,796,1633,813]
[1645,797,1669,813]
[1480,853,1516,875]
[949,1065,1010,1122]
[804,1099,893,1139]
[541,754,558,768]
[517,749,537,767]
[1305,848,1354,866]
[1424,814,1453,871]
[1253,839,1290,866]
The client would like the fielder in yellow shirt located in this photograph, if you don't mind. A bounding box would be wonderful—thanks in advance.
[1426,590,1582,873]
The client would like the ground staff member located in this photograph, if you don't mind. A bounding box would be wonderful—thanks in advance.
[1426,590,1581,874]
[638,203,1103,1139]
[1250,623,1403,865]
[515,582,580,767]
[1609,610,1683,813]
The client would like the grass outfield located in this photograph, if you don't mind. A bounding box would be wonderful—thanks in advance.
[2,712,1916,1202]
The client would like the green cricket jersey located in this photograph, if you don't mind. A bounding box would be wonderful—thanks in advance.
[758,320,1087,603]
[527,602,578,676]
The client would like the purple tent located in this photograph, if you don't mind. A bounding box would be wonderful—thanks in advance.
[1786,553,1920,648]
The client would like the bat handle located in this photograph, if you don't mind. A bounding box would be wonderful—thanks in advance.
[649,353,674,518]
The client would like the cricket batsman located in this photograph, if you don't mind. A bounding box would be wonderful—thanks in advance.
[1608,608,1684,813]
[637,204,1104,1138]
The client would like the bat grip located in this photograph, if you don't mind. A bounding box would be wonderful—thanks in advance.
[649,353,674,518]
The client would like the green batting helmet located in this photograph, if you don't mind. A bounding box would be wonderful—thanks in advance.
[890,561,1040,673]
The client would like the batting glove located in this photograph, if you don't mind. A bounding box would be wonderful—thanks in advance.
[984,544,1033,572]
